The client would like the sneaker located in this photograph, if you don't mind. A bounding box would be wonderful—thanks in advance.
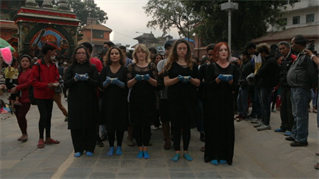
[257,125,271,131]
[274,128,286,132]
[127,137,134,147]
[285,136,295,141]
[284,131,291,136]
[253,121,263,128]
[290,141,308,147]
[251,118,260,124]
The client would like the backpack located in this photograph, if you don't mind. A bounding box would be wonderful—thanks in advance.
[29,63,40,105]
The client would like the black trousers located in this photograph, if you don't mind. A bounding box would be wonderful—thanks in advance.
[173,125,191,151]
[71,126,96,153]
[108,131,124,147]
[134,125,151,147]
[280,87,294,131]
[36,99,53,139]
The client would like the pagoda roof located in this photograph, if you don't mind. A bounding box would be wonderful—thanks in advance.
[80,24,112,32]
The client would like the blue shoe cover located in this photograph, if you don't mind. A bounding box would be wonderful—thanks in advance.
[211,160,218,165]
[106,147,114,156]
[137,151,143,158]
[183,153,193,161]
[219,160,227,164]
[284,131,291,136]
[116,146,122,155]
[171,153,180,162]
[86,151,93,156]
[74,152,81,157]
[144,151,150,159]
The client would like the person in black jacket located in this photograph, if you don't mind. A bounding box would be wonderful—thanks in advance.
[286,35,318,147]
[236,50,254,121]
[274,41,297,135]
[253,43,278,131]
[64,46,99,157]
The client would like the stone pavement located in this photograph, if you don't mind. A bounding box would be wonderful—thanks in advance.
[0,93,318,179]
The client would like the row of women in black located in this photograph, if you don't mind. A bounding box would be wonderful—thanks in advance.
[65,39,238,165]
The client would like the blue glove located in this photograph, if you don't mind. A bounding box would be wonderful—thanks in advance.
[112,78,125,88]
[81,73,89,81]
[135,74,143,81]
[144,74,150,81]
[103,76,111,87]
[74,73,81,81]
[111,77,118,84]
[218,74,227,81]
[224,75,233,81]
[183,76,191,83]
[177,75,184,82]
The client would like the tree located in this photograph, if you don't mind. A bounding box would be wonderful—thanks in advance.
[44,0,108,26]
[182,0,294,50]
[143,0,199,38]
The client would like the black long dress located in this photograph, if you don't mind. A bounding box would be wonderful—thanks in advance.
[64,63,99,153]
[204,62,239,165]
[165,62,199,128]
[99,66,128,132]
[127,63,158,126]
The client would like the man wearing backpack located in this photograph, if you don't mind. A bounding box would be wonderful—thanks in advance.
[286,35,318,147]
[274,41,297,136]
[253,43,278,131]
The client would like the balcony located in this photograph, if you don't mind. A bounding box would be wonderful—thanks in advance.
[281,0,319,11]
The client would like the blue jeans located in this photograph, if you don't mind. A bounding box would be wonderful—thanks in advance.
[257,87,272,125]
[237,86,250,118]
[290,88,311,142]
[252,87,262,119]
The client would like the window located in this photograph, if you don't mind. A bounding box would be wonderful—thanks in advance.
[293,16,300,24]
[306,14,314,23]
[92,30,104,39]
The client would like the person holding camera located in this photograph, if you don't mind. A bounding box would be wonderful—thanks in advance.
[286,35,318,147]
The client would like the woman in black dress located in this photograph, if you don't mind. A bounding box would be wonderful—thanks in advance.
[64,46,99,157]
[164,39,200,162]
[127,44,158,159]
[204,42,239,165]
[100,47,128,156]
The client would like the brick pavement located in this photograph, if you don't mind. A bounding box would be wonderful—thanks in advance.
[0,93,318,179]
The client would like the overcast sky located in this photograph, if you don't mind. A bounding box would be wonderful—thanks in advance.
[94,0,180,48]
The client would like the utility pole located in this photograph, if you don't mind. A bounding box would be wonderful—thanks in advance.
[221,0,238,53]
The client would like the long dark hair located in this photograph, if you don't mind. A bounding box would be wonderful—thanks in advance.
[18,54,32,75]
[71,46,92,67]
[106,47,125,66]
[165,38,193,71]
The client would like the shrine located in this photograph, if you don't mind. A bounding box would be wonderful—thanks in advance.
[13,0,80,59]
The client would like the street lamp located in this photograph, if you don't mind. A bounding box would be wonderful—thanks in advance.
[221,0,238,52]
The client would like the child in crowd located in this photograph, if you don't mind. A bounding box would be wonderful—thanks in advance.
[4,58,21,110]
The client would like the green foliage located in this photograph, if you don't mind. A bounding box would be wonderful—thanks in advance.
[66,0,108,26]
[182,0,294,50]
[143,0,199,38]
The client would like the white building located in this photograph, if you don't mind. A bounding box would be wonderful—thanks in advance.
[254,0,319,51]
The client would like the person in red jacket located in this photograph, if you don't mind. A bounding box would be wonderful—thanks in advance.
[31,43,60,148]
[10,54,33,142]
